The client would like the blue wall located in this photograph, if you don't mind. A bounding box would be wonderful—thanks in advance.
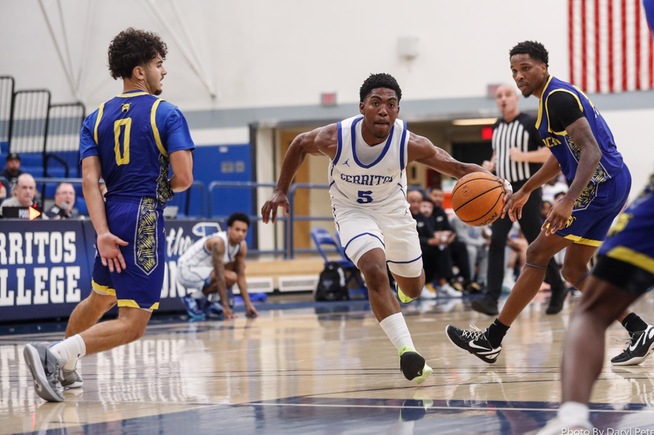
[4,143,255,223]
[163,143,254,220]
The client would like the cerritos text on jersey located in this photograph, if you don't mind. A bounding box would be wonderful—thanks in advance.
[340,174,394,185]
[0,230,82,306]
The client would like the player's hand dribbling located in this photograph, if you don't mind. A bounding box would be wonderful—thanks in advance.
[97,232,128,273]
[261,191,290,224]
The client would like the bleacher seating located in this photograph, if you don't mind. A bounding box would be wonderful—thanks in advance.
[0,76,85,208]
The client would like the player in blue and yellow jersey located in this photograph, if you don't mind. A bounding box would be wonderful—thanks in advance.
[23,28,195,402]
[447,40,653,369]
[539,3,654,430]
[538,186,654,432]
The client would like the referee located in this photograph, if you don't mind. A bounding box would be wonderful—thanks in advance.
[472,84,566,316]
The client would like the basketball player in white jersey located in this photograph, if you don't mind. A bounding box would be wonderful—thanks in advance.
[178,212,259,320]
[261,73,511,383]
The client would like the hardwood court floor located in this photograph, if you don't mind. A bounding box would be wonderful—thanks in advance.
[2,290,654,434]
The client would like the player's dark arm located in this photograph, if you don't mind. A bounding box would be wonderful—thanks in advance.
[234,243,257,317]
[547,91,602,204]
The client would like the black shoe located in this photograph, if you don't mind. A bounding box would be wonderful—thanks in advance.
[445,325,502,364]
[471,296,499,316]
[399,346,433,384]
[546,286,568,315]
[611,325,654,366]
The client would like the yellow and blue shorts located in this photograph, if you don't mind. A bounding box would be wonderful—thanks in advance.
[556,168,631,247]
[91,197,165,310]
[593,183,654,295]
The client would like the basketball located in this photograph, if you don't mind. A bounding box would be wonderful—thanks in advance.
[451,172,505,226]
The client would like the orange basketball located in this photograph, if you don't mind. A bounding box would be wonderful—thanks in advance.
[451,172,505,226]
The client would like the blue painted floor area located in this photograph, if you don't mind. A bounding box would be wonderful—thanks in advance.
[30,398,654,435]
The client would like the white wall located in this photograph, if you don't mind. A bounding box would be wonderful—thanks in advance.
[602,110,654,193]
[0,0,651,194]
[0,0,570,109]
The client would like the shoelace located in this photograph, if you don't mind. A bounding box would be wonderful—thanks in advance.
[459,324,488,341]
[612,332,637,353]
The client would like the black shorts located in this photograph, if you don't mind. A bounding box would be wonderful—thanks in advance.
[593,254,654,296]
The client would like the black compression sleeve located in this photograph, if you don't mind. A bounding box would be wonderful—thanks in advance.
[545,91,585,131]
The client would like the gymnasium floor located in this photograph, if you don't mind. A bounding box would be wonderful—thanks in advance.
[2,290,654,434]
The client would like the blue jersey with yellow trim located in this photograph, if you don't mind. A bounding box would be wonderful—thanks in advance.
[79,90,195,204]
[536,76,624,185]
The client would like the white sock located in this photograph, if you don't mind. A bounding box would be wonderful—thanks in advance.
[50,334,86,370]
[191,290,205,299]
[379,312,415,352]
[558,401,590,425]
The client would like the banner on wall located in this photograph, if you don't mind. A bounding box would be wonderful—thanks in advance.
[0,219,221,323]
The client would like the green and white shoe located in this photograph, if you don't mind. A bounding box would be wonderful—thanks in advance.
[399,346,433,384]
[397,285,414,304]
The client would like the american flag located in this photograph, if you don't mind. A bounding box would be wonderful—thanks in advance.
[569,0,654,93]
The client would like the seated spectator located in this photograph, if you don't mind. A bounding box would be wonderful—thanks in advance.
[504,222,529,290]
[0,173,38,217]
[542,173,568,203]
[45,182,78,219]
[406,189,439,299]
[425,186,475,292]
[0,153,24,200]
[450,213,490,288]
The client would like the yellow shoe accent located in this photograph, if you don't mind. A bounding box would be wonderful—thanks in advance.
[397,286,414,304]
[413,362,433,385]
[398,346,433,384]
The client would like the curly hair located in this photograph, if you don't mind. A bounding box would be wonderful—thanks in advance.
[509,41,549,67]
[107,28,168,80]
[227,212,251,228]
[359,73,402,102]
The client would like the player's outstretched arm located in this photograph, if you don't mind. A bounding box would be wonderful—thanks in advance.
[261,124,337,223]
[235,244,258,318]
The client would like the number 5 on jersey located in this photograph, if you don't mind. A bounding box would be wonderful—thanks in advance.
[357,190,373,204]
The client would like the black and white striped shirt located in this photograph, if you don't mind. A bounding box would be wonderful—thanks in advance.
[491,112,542,184]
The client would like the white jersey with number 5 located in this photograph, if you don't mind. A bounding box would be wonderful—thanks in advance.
[329,115,409,210]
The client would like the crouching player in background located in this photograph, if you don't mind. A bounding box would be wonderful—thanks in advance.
[178,212,259,320]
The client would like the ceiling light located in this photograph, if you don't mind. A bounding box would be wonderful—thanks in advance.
[451,117,498,126]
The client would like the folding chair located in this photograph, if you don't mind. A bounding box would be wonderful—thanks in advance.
[310,227,367,298]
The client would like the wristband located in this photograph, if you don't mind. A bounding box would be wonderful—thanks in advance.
[502,179,513,193]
